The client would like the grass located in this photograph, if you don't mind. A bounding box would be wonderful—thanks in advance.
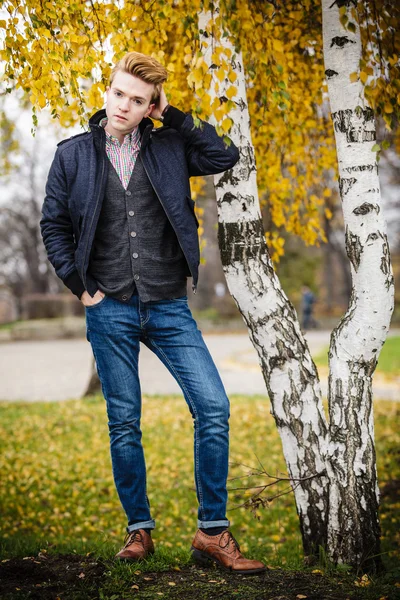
[313,335,400,376]
[0,395,399,599]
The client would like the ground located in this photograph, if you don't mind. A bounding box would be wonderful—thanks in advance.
[1,552,399,600]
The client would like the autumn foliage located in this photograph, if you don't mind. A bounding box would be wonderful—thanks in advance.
[1,0,399,257]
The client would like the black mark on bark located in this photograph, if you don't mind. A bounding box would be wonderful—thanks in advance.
[339,177,357,197]
[366,232,379,243]
[325,69,339,78]
[345,227,363,271]
[220,191,237,204]
[380,233,394,290]
[330,36,356,48]
[218,219,265,267]
[353,203,380,215]
[330,0,357,8]
[344,164,376,174]
[332,108,376,143]
[215,170,240,189]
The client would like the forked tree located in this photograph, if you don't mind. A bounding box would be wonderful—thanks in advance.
[198,0,394,569]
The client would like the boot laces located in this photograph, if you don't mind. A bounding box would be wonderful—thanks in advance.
[220,531,241,552]
[123,530,142,549]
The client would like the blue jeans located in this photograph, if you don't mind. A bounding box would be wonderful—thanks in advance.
[85,294,230,533]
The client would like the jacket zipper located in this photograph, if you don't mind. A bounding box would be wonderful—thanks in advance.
[140,127,197,293]
[82,136,106,288]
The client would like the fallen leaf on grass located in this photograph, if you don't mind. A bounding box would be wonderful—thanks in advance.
[143,577,153,581]
[131,584,139,589]
[354,574,371,587]
[312,569,323,574]
[296,595,307,599]
[168,582,176,586]
[78,572,85,579]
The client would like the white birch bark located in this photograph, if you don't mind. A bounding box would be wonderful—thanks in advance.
[322,0,394,568]
[198,7,329,557]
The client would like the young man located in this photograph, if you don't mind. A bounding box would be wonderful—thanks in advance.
[41,52,265,574]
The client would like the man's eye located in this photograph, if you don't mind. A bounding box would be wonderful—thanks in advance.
[134,99,143,105]
[115,91,122,97]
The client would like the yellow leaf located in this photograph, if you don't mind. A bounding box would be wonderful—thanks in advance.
[360,71,368,84]
[384,103,393,113]
[221,118,232,133]
[350,72,358,83]
[228,71,237,83]
[226,86,237,100]
[216,68,225,82]
[272,39,284,53]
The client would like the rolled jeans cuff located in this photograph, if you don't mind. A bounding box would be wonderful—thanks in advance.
[126,519,156,533]
[197,519,230,529]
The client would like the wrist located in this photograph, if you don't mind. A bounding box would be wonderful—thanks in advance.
[161,105,187,129]
[159,104,170,122]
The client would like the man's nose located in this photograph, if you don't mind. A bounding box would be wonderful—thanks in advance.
[119,97,130,111]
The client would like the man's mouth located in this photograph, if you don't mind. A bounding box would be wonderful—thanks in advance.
[115,115,127,121]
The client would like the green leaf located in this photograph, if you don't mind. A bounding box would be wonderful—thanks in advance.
[371,143,381,152]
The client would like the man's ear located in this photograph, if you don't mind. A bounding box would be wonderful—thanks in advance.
[145,103,155,118]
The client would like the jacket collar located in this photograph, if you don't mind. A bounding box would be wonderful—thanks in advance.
[89,109,153,141]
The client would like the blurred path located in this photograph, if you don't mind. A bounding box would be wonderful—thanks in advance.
[0,330,398,402]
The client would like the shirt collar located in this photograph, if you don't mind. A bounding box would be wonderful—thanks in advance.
[100,117,140,146]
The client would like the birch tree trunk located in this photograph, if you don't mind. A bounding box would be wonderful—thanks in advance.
[322,0,394,569]
[198,8,330,558]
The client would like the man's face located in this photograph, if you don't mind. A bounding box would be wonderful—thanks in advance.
[105,71,155,140]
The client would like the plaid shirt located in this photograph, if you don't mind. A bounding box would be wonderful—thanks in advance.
[100,118,141,189]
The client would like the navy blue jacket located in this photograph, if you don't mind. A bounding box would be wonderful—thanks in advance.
[40,106,239,298]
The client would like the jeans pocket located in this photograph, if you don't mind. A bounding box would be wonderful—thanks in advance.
[85,295,109,310]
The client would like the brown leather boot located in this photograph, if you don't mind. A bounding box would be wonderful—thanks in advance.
[115,529,154,561]
[191,529,266,575]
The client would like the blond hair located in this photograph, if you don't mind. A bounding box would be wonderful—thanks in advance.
[110,52,167,103]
